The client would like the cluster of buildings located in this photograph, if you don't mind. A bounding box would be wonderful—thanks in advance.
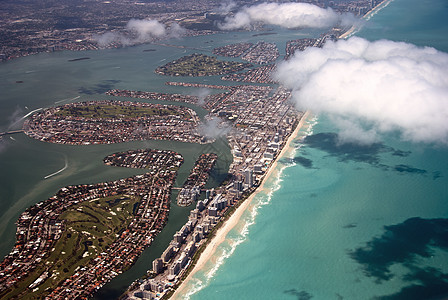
[212,42,254,58]
[154,53,252,77]
[1,0,386,62]
[104,149,184,171]
[0,149,182,299]
[285,38,319,60]
[23,100,207,145]
[222,64,277,84]
[329,0,385,16]
[241,41,280,65]
[177,153,218,207]
[212,41,280,66]
[106,89,201,105]
[0,0,226,62]
[126,83,301,299]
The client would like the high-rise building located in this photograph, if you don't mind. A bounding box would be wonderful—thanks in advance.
[152,258,163,274]
[244,168,254,187]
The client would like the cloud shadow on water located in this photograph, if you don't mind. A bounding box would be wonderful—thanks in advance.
[375,266,448,300]
[79,79,121,95]
[349,217,448,299]
[304,132,386,165]
[303,133,436,177]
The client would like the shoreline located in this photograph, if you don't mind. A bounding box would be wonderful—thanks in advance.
[339,0,392,39]
[170,111,311,299]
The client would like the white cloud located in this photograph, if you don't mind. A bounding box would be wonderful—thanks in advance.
[192,88,212,106]
[215,0,237,14]
[275,37,448,145]
[95,19,186,47]
[219,2,357,30]
[95,32,130,47]
[199,117,230,139]
[126,19,167,41]
[168,22,187,39]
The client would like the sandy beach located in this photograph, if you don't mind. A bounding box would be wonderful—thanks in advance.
[171,111,310,299]
[339,0,391,39]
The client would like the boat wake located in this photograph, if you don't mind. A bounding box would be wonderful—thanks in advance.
[55,95,80,104]
[44,157,68,179]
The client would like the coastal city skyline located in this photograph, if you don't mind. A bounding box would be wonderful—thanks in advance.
[1,0,448,299]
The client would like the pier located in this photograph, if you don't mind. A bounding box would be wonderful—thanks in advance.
[0,130,24,136]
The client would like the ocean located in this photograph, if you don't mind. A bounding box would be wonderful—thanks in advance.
[182,0,448,299]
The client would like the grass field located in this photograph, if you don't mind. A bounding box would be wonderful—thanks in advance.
[5,194,139,300]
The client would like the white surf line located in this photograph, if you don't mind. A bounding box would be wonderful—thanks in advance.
[55,95,81,104]
[44,158,68,179]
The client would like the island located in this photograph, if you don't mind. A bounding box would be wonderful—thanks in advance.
[0,0,399,299]
[154,53,252,77]
[23,100,209,145]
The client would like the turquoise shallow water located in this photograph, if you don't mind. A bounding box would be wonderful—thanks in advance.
[186,0,448,299]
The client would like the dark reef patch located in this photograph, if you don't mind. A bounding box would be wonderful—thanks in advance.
[391,149,412,157]
[394,164,427,175]
[284,289,313,300]
[293,156,314,169]
[343,223,357,229]
[433,171,442,180]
